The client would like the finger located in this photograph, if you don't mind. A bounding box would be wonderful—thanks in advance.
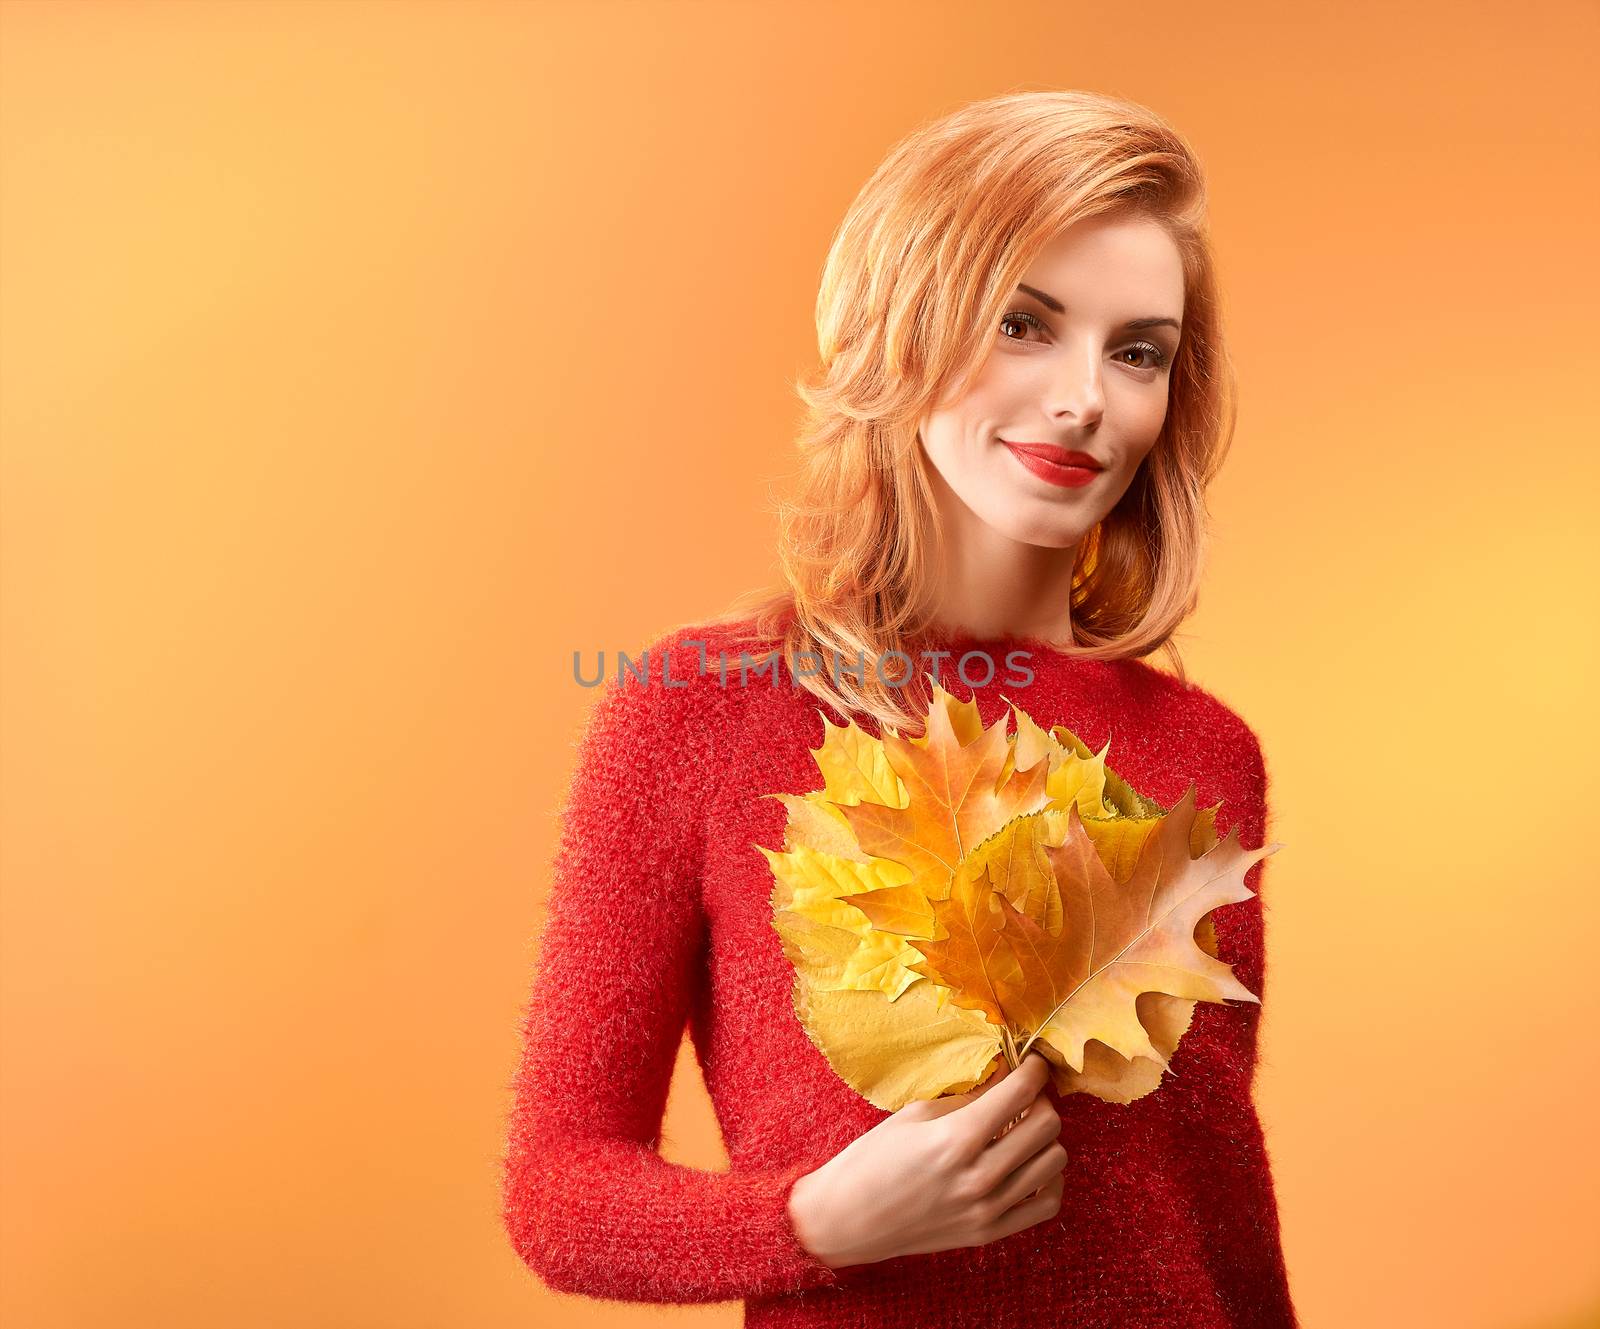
[985,1140,1068,1216]
[972,1090,1061,1180]
[946,1052,1050,1148]
[915,1054,1008,1119]
[981,1176,1063,1244]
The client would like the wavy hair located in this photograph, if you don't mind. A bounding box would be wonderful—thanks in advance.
[696,89,1237,734]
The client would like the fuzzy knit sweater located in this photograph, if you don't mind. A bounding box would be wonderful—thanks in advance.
[501,616,1299,1328]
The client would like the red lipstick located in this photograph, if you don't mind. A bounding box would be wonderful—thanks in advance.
[1001,441,1104,489]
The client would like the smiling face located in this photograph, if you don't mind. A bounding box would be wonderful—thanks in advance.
[917,212,1186,551]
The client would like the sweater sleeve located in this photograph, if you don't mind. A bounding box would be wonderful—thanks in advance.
[500,637,848,1303]
[1163,724,1301,1329]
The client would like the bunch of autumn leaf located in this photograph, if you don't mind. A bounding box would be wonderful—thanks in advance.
[763,681,1281,1111]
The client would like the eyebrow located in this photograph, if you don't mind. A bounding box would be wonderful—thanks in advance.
[1016,283,1181,334]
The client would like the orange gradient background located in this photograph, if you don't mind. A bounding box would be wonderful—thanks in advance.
[3,2,1598,1326]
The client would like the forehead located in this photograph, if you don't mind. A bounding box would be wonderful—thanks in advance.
[1020,215,1185,314]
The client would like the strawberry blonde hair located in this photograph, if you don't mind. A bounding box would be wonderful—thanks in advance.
[696,89,1236,734]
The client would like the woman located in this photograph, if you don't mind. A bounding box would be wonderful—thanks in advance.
[501,90,1299,1328]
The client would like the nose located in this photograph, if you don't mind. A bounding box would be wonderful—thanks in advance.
[1042,345,1105,427]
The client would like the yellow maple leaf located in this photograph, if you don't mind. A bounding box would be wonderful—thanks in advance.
[909,787,1270,1072]
[765,679,1279,1109]
[836,688,1052,904]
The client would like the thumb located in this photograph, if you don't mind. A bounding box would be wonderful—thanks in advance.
[917,1055,1013,1119]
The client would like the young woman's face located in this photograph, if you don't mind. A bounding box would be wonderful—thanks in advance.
[917,213,1186,550]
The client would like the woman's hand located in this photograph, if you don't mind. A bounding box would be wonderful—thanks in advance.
[786,1051,1066,1271]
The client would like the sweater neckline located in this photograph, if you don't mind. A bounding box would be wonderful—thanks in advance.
[905,622,1080,664]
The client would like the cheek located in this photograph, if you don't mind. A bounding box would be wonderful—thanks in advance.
[1113,383,1170,449]
[918,414,975,484]
[924,403,990,462]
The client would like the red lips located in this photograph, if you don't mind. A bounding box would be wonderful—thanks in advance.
[1000,441,1104,469]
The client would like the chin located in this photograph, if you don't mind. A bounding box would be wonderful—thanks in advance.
[990,514,1085,550]
[1026,529,1085,551]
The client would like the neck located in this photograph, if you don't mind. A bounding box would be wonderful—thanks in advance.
[922,476,1080,648]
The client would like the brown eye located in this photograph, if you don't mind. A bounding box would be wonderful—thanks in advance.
[999,311,1045,341]
[1119,341,1169,370]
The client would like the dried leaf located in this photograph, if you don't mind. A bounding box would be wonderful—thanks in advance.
[765,680,1280,1110]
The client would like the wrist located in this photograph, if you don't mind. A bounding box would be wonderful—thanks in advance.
[787,1169,845,1270]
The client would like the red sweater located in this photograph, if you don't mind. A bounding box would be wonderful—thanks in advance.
[501,617,1299,1327]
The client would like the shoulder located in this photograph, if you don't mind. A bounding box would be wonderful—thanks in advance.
[574,617,762,764]
[625,615,780,693]
[586,618,757,695]
[1116,655,1260,747]
[1182,672,1266,773]
[1114,656,1269,798]
[1159,667,1271,842]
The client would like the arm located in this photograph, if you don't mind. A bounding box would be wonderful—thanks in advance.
[499,638,846,1303]
[1163,726,1301,1329]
